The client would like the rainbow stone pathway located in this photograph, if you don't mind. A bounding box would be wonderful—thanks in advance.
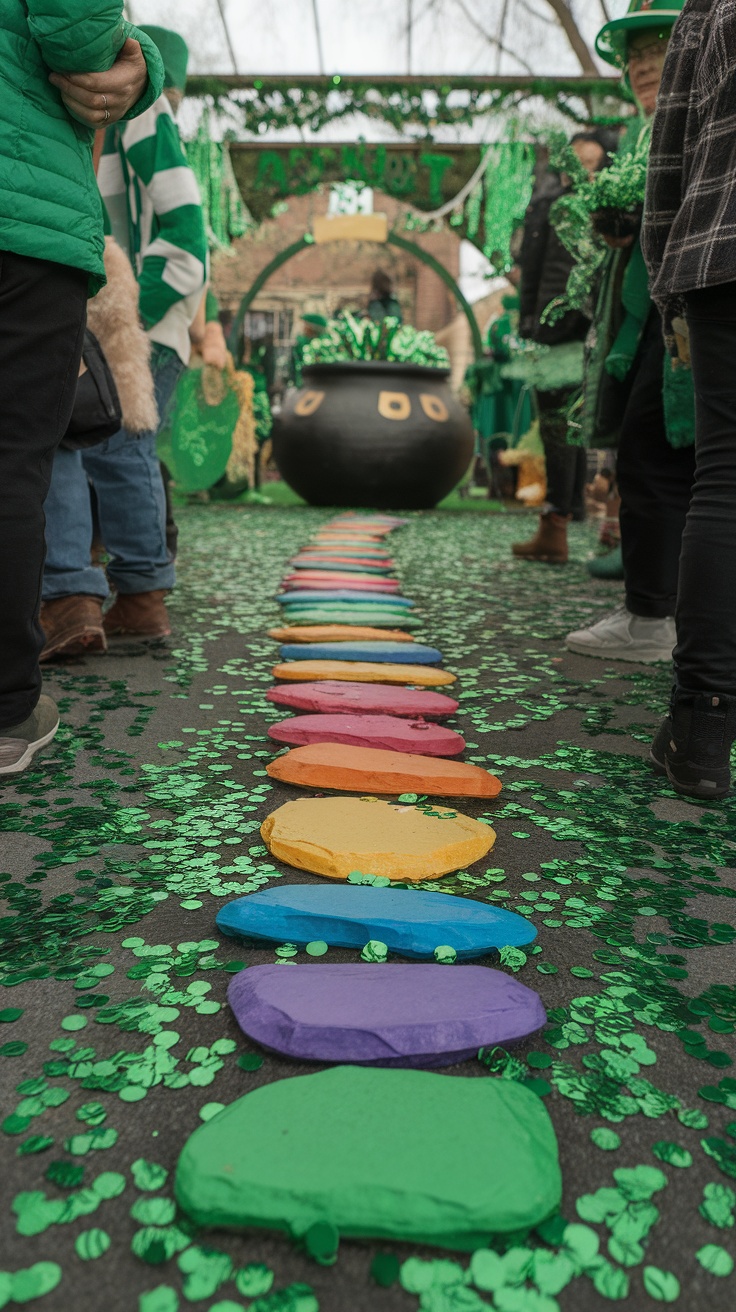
[1,502,735,1312]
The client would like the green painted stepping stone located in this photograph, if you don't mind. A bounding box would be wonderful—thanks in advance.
[175,1066,561,1248]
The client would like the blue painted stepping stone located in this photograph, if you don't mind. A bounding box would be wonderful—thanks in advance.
[216,885,536,959]
[279,591,414,607]
[279,641,441,664]
[227,963,546,1067]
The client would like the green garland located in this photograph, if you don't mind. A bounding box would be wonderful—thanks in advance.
[187,76,631,137]
[185,112,251,250]
[543,122,651,322]
[303,313,450,369]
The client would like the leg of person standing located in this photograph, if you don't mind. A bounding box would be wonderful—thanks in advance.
[85,344,183,638]
[40,447,109,659]
[0,253,87,773]
[651,282,736,797]
[566,311,696,661]
[512,386,580,564]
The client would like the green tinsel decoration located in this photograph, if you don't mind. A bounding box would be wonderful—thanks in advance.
[543,122,651,323]
[303,313,450,370]
[185,111,252,250]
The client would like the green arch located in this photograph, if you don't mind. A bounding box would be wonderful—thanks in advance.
[229,232,484,361]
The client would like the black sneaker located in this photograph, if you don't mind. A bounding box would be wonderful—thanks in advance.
[0,695,59,776]
[651,692,736,801]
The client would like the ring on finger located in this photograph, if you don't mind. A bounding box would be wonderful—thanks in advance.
[104,107,110,122]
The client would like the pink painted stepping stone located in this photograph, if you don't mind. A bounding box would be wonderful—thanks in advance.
[268,713,465,756]
[266,680,459,719]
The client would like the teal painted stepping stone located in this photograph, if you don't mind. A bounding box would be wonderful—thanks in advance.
[216,885,536,960]
[279,592,414,607]
[175,1066,561,1247]
[282,610,423,629]
[279,642,441,664]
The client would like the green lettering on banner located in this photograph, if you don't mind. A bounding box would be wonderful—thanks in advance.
[383,153,417,197]
[255,151,288,194]
[421,152,455,206]
[340,143,370,186]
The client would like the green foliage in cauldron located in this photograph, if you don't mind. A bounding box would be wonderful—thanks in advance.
[303,312,450,369]
[542,122,651,324]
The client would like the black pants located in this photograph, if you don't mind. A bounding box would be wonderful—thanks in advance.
[0,251,87,729]
[674,282,736,694]
[537,387,587,518]
[617,310,696,618]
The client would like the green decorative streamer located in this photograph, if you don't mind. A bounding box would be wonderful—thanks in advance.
[303,313,450,369]
[544,123,651,323]
[185,111,252,251]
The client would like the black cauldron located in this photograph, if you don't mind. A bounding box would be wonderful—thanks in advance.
[275,361,474,509]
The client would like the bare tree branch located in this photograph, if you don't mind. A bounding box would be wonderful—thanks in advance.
[541,0,598,74]
[452,0,535,73]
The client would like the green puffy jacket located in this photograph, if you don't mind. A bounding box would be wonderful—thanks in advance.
[0,2,164,292]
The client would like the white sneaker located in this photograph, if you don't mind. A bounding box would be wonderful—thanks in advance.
[565,606,676,663]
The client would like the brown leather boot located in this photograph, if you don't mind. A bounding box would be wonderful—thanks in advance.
[512,513,570,564]
[40,596,107,662]
[103,590,171,638]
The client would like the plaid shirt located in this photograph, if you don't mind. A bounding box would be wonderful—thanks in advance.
[642,0,736,343]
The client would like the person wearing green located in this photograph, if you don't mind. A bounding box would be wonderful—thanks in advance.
[288,313,328,388]
[41,24,208,652]
[0,1,164,775]
[463,290,534,490]
[565,0,696,663]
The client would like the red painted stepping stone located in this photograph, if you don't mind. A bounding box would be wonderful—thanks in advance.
[266,680,459,718]
[267,742,502,799]
[268,713,465,756]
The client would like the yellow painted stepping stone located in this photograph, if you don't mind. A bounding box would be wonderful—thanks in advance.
[266,742,502,799]
[272,661,456,687]
[268,625,414,644]
[260,795,495,881]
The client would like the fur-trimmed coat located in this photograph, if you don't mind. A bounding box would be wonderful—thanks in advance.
[86,237,159,435]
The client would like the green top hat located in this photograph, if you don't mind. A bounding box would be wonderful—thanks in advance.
[302,313,328,329]
[595,0,686,68]
[137,25,189,92]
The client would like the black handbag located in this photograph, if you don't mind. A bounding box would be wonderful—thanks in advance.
[60,328,122,450]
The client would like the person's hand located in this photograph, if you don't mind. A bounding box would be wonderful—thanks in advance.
[49,38,148,127]
[201,323,229,372]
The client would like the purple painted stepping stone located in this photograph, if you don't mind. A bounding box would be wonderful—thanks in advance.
[268,713,465,756]
[266,680,459,719]
[227,963,546,1068]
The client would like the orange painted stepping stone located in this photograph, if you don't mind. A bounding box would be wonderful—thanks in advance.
[272,661,456,687]
[266,742,502,799]
[260,796,495,881]
[268,625,414,644]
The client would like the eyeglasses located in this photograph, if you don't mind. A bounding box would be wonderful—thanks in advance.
[627,33,670,64]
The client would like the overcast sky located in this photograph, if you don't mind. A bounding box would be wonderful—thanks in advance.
[128,0,630,80]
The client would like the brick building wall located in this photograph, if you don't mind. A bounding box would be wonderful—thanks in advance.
[211,190,461,337]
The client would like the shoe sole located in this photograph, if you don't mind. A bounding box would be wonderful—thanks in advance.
[565,639,673,664]
[512,555,568,565]
[649,748,667,776]
[40,629,106,663]
[0,718,59,776]
[664,761,730,801]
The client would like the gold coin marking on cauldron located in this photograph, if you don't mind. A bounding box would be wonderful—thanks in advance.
[378,391,411,421]
[419,393,449,423]
[294,390,325,417]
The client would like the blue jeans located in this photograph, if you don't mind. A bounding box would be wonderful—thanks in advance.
[43,344,183,600]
